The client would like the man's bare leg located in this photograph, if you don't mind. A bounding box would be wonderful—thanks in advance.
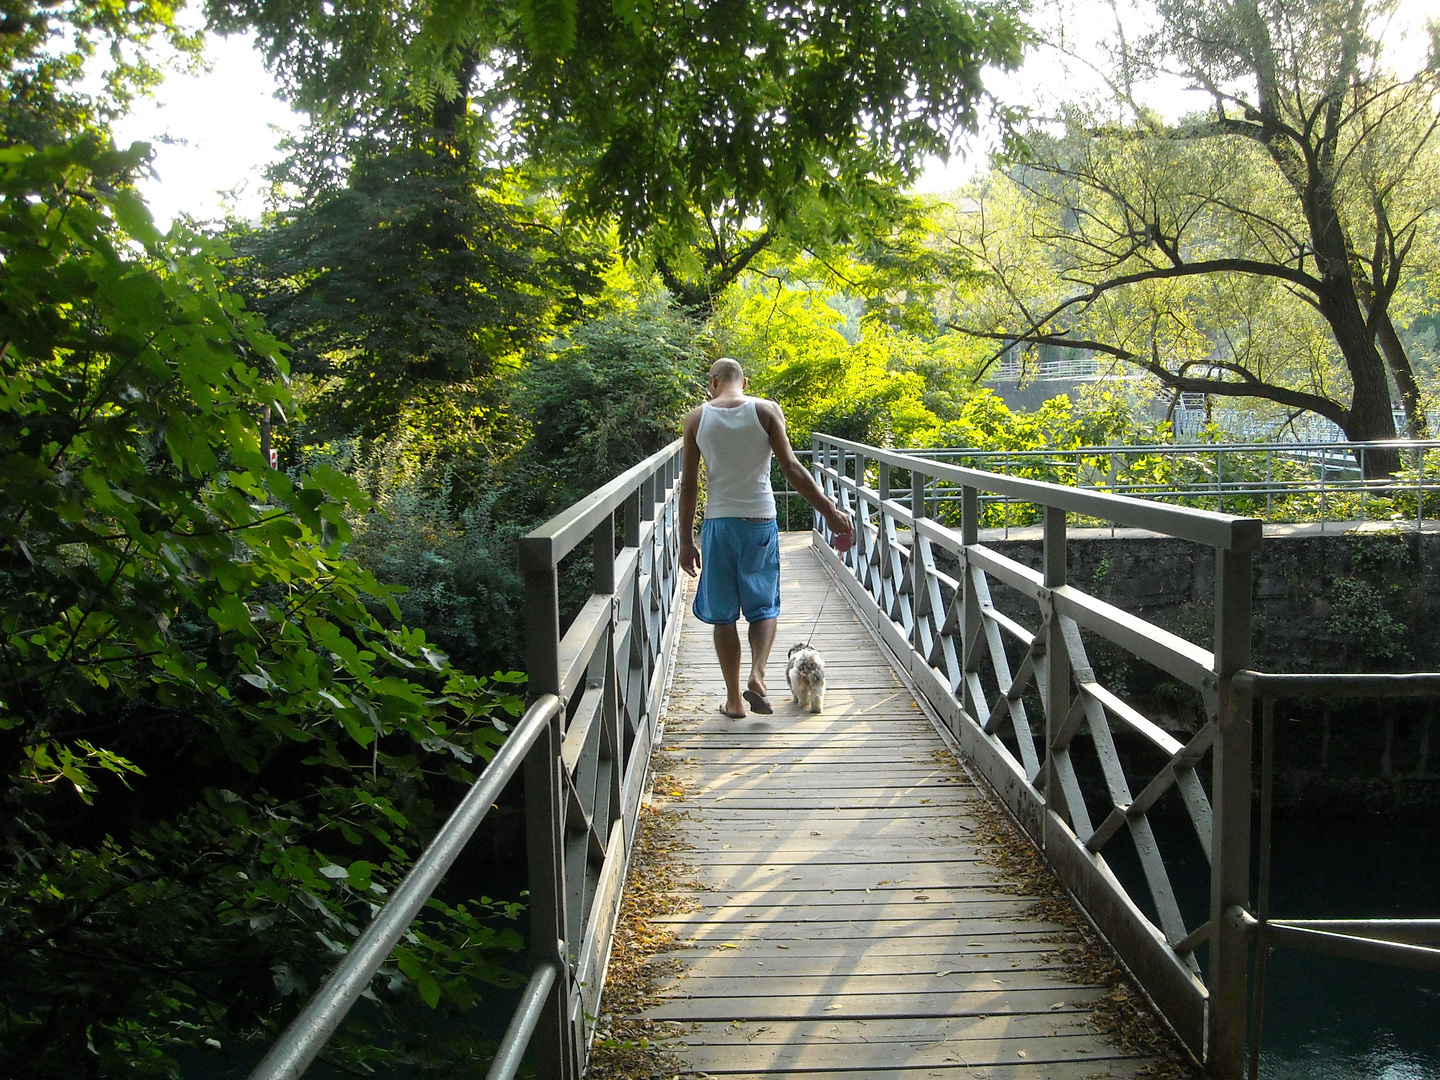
[714,622,745,717]
[747,617,778,700]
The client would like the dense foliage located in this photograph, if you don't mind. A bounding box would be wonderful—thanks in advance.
[225,138,610,442]
[0,140,525,1077]
[211,0,1025,312]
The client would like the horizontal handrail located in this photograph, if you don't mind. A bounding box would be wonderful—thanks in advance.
[1237,671,1440,697]
[485,963,559,1080]
[248,694,562,1080]
[1230,909,1440,973]
[521,438,683,561]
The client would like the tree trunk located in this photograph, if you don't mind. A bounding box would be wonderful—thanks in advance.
[1318,283,1400,477]
[1370,303,1428,438]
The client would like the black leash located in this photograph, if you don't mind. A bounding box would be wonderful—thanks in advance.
[804,586,831,648]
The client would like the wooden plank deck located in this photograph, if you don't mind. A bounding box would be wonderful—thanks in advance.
[631,532,1157,1079]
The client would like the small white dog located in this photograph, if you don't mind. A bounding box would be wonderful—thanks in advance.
[785,642,826,713]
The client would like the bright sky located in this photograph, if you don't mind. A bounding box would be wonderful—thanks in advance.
[111,31,299,229]
[114,1,1437,228]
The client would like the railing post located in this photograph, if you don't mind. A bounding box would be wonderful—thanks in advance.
[518,536,581,1080]
[911,468,927,656]
[1207,544,1255,1080]
[960,485,981,720]
[594,510,616,596]
[1041,505,1069,809]
[1411,449,1422,532]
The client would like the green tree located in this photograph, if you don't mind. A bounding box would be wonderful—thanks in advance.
[0,0,201,148]
[948,0,1440,474]
[210,0,1025,314]
[0,140,524,1078]
[225,135,609,442]
[508,300,707,515]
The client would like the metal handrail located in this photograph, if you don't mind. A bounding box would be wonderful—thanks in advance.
[1238,672,1440,1080]
[485,962,558,1080]
[811,432,1259,1078]
[249,438,688,1080]
[248,693,561,1080]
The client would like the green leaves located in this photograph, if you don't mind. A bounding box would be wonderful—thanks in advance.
[1,140,528,1076]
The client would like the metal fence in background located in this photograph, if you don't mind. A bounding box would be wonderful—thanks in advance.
[248,440,687,1080]
[774,441,1440,533]
[909,440,1440,530]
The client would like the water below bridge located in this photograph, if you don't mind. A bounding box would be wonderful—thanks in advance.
[1235,813,1440,1080]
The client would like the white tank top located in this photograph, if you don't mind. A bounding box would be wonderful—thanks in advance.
[697,399,776,519]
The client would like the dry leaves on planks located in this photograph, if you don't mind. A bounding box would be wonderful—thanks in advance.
[586,780,702,1080]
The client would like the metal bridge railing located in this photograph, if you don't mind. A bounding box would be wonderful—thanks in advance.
[812,434,1440,1079]
[812,432,1258,1075]
[1234,672,1440,1080]
[248,439,687,1080]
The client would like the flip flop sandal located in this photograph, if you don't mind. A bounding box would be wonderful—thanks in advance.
[720,707,746,719]
[742,689,773,715]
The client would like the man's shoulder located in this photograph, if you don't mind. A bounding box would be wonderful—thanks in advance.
[750,396,784,427]
[682,404,706,431]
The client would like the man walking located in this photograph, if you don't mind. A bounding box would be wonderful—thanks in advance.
[678,358,853,718]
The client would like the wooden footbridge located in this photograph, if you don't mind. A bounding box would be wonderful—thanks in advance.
[634,532,1154,1078]
[249,435,1440,1080]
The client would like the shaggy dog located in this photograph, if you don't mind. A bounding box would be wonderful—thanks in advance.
[785,642,826,713]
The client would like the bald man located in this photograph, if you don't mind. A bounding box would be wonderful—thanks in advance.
[679,358,853,718]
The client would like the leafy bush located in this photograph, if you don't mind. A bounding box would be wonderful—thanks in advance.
[309,435,527,676]
[1327,577,1410,664]
[508,301,706,516]
[0,140,524,1078]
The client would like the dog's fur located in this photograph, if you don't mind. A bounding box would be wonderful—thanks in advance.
[785,642,826,713]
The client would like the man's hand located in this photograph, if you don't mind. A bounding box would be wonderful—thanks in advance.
[680,537,701,578]
[823,505,853,539]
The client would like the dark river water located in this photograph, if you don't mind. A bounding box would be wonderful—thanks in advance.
[1108,809,1440,1079]
[1254,811,1440,1079]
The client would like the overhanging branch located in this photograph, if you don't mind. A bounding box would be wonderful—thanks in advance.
[948,324,1350,428]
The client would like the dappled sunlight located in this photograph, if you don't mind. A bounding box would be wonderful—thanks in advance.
[612,533,1166,1077]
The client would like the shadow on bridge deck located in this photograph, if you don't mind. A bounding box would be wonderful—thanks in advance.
[608,533,1171,1080]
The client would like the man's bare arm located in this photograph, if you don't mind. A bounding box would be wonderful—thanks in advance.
[757,400,852,536]
[678,407,704,577]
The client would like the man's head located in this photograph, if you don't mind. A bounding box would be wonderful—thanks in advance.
[708,357,745,395]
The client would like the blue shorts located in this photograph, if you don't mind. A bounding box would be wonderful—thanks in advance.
[692,517,781,625]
